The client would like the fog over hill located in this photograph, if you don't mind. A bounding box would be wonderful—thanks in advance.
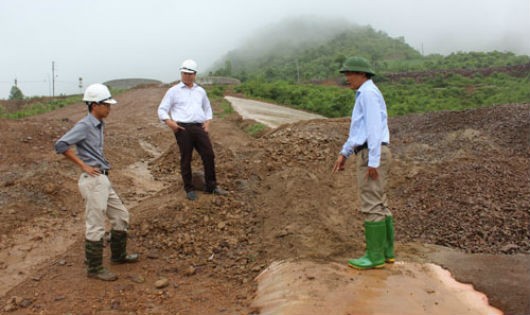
[1,0,528,99]
[208,16,530,83]
[236,17,351,55]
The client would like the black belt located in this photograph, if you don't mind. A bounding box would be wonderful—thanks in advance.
[354,142,388,155]
[100,169,109,176]
[177,122,203,126]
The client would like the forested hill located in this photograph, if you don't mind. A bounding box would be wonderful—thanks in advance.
[209,18,529,83]
[210,18,420,82]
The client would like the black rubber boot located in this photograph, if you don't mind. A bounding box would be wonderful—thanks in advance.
[110,230,139,264]
[85,239,117,281]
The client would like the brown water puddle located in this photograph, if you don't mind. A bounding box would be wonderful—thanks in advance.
[252,260,503,315]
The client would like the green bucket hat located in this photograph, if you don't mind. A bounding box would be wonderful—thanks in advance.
[339,56,376,75]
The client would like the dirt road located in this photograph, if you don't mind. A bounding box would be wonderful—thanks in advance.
[0,87,528,314]
[224,96,325,128]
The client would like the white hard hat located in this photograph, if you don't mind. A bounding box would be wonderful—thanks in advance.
[180,59,198,73]
[83,83,117,104]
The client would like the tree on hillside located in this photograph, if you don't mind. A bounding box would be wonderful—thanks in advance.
[334,54,346,67]
[224,60,232,76]
[212,60,234,77]
[9,85,24,100]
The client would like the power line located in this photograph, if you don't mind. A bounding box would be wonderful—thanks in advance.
[7,80,47,84]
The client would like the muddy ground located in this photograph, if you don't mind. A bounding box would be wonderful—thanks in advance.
[0,86,528,314]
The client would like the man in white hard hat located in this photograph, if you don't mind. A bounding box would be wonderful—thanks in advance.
[158,59,227,200]
[54,83,139,281]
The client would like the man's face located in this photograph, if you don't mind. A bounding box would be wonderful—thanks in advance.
[181,71,196,87]
[93,103,111,119]
[343,72,366,90]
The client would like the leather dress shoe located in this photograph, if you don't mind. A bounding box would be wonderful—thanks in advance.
[186,191,197,200]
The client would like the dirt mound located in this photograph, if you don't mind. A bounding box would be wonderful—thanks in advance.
[390,105,529,253]
[219,104,529,260]
[0,86,528,314]
[382,63,530,82]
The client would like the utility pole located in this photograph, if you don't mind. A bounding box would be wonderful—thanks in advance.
[52,61,55,97]
[14,78,17,87]
[78,77,83,93]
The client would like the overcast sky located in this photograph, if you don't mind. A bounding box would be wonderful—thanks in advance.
[1,0,529,99]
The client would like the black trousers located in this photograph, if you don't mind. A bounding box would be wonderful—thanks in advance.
[174,123,217,192]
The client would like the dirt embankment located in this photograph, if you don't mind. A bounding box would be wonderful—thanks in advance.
[0,86,528,314]
[382,63,530,82]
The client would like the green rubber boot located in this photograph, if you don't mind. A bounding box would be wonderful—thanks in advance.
[348,220,386,270]
[110,230,139,264]
[385,216,395,263]
[85,239,118,281]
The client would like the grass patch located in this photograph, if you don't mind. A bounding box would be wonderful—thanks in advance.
[218,99,235,118]
[245,123,267,137]
[234,73,529,118]
[0,95,82,119]
[0,88,126,120]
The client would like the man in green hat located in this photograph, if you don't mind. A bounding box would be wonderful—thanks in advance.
[332,56,395,270]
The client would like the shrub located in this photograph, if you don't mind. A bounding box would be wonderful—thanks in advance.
[9,86,24,100]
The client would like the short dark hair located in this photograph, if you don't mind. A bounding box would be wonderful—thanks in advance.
[348,71,373,79]
[87,101,110,112]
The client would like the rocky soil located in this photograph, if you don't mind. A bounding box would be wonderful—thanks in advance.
[0,86,528,314]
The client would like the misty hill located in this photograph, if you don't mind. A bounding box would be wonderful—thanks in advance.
[210,17,419,82]
[210,17,530,83]
[207,17,529,118]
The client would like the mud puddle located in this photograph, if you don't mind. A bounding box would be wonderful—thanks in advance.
[252,260,503,315]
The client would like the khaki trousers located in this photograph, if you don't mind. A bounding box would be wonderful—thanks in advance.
[78,173,129,241]
[356,145,392,222]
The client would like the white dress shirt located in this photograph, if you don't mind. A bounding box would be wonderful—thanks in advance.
[340,79,390,168]
[157,82,213,123]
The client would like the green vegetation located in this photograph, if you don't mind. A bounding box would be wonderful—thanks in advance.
[0,87,124,120]
[383,72,530,116]
[213,25,422,82]
[217,98,235,118]
[235,80,355,117]
[245,123,267,137]
[211,19,529,83]
[0,95,82,119]
[9,86,24,100]
[376,51,530,73]
[419,51,530,70]
[212,18,529,117]
[235,72,530,117]
[208,86,226,98]
[205,86,235,118]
